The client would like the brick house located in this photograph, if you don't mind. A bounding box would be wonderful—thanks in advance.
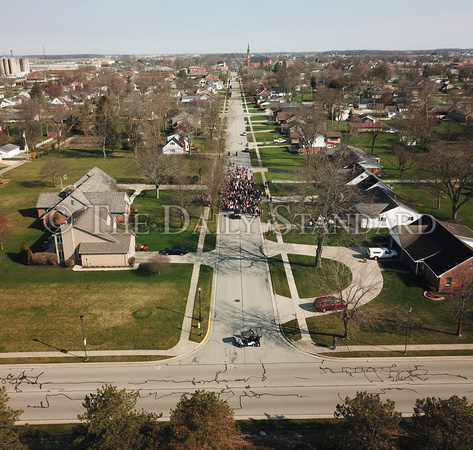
[390,215,473,292]
[36,166,131,229]
[348,122,384,133]
[54,206,135,267]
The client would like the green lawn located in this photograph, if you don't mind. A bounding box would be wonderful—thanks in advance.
[130,189,205,252]
[254,132,280,143]
[252,172,265,192]
[268,255,291,297]
[267,182,304,196]
[281,228,390,247]
[258,147,307,171]
[305,268,473,348]
[250,115,271,121]
[288,255,352,299]
[203,212,218,252]
[190,265,214,343]
[391,182,473,230]
[0,261,193,353]
[250,125,274,131]
[265,171,302,182]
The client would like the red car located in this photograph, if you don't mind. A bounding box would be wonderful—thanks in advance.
[313,296,346,313]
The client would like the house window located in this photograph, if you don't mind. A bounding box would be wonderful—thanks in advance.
[446,277,452,287]
[471,261,473,269]
[380,217,386,222]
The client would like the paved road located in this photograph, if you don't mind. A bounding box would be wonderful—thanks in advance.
[4,73,473,424]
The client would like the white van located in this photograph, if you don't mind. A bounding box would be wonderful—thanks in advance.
[368,247,398,260]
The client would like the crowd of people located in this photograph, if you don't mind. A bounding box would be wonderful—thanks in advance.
[195,192,210,207]
[220,166,262,216]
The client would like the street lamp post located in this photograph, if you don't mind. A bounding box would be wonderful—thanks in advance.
[80,315,89,361]
[198,287,202,336]
[404,307,412,355]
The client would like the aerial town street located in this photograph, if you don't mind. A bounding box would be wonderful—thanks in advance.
[2,75,473,425]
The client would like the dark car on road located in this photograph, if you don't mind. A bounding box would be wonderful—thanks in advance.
[233,208,242,219]
[161,246,188,255]
[313,296,346,313]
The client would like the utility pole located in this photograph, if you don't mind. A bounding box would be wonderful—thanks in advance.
[80,315,89,361]
[198,287,202,336]
[404,307,412,355]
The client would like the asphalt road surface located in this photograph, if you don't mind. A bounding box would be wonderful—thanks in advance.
[3,74,473,424]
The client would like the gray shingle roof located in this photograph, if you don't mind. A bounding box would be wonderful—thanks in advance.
[68,207,133,255]
[36,192,63,208]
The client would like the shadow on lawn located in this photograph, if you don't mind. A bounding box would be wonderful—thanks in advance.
[18,207,40,218]
[155,305,194,320]
[60,148,124,158]
[19,180,48,189]
[32,338,82,358]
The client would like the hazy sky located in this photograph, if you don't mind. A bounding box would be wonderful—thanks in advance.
[2,0,473,56]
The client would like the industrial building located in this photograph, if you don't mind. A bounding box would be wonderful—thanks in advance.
[0,57,30,76]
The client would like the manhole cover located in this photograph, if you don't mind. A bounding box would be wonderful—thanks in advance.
[235,299,241,302]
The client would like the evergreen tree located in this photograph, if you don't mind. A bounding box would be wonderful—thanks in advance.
[334,391,401,450]
[76,384,160,450]
[0,386,25,449]
[165,390,243,449]
[412,396,473,450]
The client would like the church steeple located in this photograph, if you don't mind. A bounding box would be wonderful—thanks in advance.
[246,43,251,66]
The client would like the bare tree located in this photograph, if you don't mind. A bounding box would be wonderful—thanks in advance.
[425,141,473,219]
[418,80,439,129]
[389,144,418,178]
[172,160,192,229]
[40,158,68,187]
[147,253,170,274]
[204,157,225,221]
[291,153,359,268]
[1,76,16,98]
[193,153,209,185]
[137,149,176,198]
[94,95,119,158]
[121,96,146,158]
[450,267,473,337]
[17,99,41,147]
[366,123,383,154]
[202,95,222,139]
[293,105,326,165]
[397,107,434,151]
[316,253,383,339]
[0,217,11,251]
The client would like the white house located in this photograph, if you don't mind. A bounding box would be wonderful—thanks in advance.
[162,134,189,155]
[349,171,421,229]
[298,134,327,154]
[0,143,21,159]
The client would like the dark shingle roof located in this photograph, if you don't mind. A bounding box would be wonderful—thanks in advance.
[397,215,473,276]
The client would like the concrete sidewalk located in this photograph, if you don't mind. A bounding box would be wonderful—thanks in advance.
[293,340,473,356]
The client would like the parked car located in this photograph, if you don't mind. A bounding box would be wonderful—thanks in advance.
[367,247,398,260]
[233,208,241,219]
[241,131,247,136]
[242,147,250,153]
[273,138,286,143]
[161,246,188,255]
[313,296,346,313]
